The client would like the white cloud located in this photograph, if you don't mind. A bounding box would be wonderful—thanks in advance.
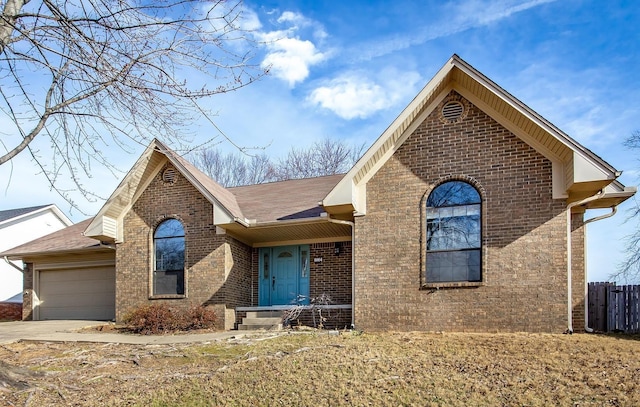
[254,10,327,87]
[307,70,422,119]
[277,11,306,25]
[261,37,325,87]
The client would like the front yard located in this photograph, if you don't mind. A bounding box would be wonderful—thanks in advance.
[1,331,638,406]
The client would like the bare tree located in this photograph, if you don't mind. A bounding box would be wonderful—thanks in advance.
[0,0,265,206]
[614,130,640,283]
[193,138,365,187]
[192,147,275,187]
[274,138,365,181]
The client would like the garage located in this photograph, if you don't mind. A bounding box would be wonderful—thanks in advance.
[38,266,115,320]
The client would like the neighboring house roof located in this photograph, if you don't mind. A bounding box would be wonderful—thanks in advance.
[322,54,636,215]
[1,219,107,259]
[0,204,72,228]
[1,293,22,303]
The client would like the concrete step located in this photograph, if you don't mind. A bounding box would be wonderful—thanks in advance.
[246,311,282,318]
[241,317,282,325]
[238,323,282,331]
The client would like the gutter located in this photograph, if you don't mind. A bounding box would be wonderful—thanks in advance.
[565,190,605,334]
[327,217,356,329]
[3,256,24,273]
[582,205,618,333]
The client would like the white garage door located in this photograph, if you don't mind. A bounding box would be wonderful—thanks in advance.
[38,267,115,320]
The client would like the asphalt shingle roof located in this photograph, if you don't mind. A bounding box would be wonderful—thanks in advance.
[0,205,51,223]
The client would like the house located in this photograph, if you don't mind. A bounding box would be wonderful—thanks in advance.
[0,205,73,312]
[1,55,635,332]
[0,293,23,321]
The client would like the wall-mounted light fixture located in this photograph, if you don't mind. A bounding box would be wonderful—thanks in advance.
[334,242,342,256]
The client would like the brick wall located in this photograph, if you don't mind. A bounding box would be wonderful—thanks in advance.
[22,262,33,321]
[0,302,22,321]
[310,241,352,305]
[571,210,586,332]
[116,163,252,329]
[355,91,574,333]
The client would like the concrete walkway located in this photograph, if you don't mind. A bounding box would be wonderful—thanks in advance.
[0,320,244,345]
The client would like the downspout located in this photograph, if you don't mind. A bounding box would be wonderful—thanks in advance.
[327,217,356,329]
[565,190,605,334]
[3,256,24,273]
[582,205,618,333]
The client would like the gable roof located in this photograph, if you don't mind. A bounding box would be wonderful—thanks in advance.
[84,139,244,242]
[0,204,72,228]
[322,54,635,214]
[83,139,347,245]
[1,218,107,259]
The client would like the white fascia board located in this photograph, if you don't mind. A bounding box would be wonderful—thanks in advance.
[47,205,73,227]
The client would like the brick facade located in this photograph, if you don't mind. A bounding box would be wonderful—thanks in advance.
[115,164,252,329]
[354,91,580,333]
[0,302,22,321]
[22,262,33,321]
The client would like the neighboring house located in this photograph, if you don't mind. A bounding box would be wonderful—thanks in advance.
[0,205,73,306]
[2,55,635,333]
[0,293,23,321]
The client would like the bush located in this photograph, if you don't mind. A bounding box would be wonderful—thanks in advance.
[123,303,217,335]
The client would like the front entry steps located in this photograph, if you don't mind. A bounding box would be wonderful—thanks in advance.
[238,310,283,331]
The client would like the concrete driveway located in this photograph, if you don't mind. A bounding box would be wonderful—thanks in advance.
[0,320,240,345]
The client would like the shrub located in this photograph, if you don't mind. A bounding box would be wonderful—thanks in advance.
[123,303,216,335]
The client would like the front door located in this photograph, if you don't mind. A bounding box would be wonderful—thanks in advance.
[259,245,310,306]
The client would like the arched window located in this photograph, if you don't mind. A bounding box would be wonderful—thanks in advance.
[153,218,185,295]
[426,181,481,283]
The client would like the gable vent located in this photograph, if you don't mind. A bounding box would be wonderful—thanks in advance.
[162,167,177,184]
[441,101,464,121]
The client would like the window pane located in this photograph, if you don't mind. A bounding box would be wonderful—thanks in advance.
[427,215,480,250]
[155,237,185,271]
[426,181,480,207]
[426,250,481,282]
[154,270,185,295]
[154,219,185,238]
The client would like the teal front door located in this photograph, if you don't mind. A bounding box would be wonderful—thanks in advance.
[259,245,310,306]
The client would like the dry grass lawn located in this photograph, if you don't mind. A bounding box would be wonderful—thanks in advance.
[1,331,639,406]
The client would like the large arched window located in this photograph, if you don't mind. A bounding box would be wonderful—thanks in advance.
[426,181,481,283]
[153,218,185,295]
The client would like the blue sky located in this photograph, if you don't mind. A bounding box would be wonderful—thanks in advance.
[1,0,639,283]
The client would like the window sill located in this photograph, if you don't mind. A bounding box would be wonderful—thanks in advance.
[149,294,186,300]
[421,281,483,289]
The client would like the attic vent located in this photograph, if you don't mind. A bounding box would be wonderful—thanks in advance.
[162,167,177,184]
[441,101,464,122]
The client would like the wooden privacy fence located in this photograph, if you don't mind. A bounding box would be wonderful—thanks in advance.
[588,282,640,334]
